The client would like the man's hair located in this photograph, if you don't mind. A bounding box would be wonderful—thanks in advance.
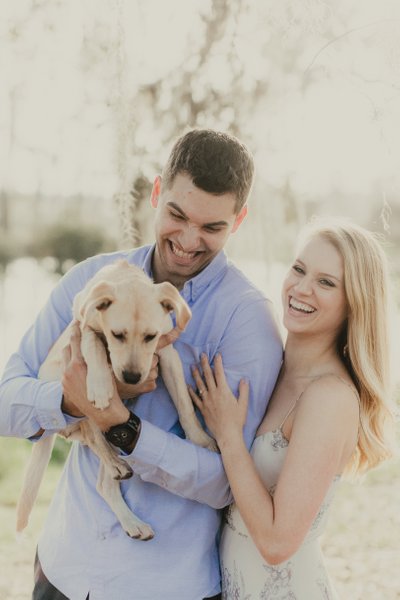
[161,129,254,213]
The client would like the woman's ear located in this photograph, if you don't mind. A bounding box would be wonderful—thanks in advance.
[150,175,162,209]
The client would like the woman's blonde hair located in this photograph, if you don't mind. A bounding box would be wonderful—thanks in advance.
[301,217,395,475]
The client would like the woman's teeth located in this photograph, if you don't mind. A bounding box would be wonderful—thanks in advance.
[289,298,316,313]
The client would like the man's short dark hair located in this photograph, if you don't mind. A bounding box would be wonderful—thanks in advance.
[161,129,254,212]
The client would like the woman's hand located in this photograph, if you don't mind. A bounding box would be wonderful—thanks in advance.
[188,353,249,445]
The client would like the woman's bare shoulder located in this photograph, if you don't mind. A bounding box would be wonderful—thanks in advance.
[298,372,359,421]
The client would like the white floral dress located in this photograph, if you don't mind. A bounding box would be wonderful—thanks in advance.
[219,427,340,600]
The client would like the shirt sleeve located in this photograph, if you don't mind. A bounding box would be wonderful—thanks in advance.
[0,261,91,439]
[125,297,283,509]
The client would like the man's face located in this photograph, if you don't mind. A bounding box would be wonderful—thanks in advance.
[151,173,247,288]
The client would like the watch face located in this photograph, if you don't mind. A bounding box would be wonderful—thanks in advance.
[107,426,136,447]
[105,412,141,449]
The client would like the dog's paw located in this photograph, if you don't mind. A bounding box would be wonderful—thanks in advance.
[111,461,133,481]
[124,520,155,541]
[86,371,114,409]
[187,428,219,453]
[205,438,219,453]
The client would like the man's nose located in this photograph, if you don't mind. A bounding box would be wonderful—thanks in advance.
[178,224,201,250]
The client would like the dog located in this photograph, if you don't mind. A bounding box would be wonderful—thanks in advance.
[16,259,216,541]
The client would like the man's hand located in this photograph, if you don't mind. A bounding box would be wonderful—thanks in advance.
[61,323,129,431]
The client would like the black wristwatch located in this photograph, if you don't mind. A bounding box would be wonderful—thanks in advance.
[105,411,142,452]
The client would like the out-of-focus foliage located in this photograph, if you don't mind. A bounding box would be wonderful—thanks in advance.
[1,0,400,264]
[0,236,19,270]
[26,222,116,274]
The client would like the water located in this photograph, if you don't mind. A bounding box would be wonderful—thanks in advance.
[0,258,60,372]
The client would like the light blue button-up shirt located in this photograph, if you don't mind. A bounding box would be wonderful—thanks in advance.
[0,245,282,600]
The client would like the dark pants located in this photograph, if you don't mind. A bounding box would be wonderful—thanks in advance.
[32,551,75,600]
[33,550,221,599]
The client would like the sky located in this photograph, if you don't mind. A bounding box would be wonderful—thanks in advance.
[1,0,400,207]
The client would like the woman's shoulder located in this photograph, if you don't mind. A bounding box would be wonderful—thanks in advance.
[298,372,359,421]
[309,372,357,394]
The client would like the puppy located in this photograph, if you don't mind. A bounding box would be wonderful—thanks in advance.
[16,260,216,540]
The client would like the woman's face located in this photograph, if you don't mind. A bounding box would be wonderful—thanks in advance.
[282,235,348,338]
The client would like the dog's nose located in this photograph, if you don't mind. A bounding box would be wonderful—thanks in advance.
[122,370,141,385]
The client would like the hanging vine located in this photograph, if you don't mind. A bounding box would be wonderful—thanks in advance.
[110,0,138,248]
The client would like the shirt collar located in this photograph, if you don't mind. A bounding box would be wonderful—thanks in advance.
[182,250,228,302]
[141,245,228,303]
[142,245,155,278]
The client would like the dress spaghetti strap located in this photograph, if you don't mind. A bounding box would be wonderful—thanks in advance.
[279,373,360,431]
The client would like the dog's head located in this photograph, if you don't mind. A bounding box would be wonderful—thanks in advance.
[75,272,191,385]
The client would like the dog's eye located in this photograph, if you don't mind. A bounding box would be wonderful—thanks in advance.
[112,331,125,341]
[144,333,156,343]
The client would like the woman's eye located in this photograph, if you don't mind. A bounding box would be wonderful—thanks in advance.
[293,265,304,274]
[320,279,334,287]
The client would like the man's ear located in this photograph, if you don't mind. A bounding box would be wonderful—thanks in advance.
[232,204,248,233]
[150,175,162,209]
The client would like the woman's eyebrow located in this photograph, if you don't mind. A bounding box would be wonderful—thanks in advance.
[295,258,341,282]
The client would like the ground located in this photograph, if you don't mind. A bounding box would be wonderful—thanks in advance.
[0,438,399,600]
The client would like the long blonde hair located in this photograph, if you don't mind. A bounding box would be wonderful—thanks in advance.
[301,217,395,474]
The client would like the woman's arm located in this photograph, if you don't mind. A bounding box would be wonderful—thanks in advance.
[191,357,359,564]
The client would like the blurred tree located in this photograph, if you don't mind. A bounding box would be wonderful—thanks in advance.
[2,0,399,266]
[0,191,9,233]
[26,222,116,274]
[108,0,354,257]
[0,234,20,274]
[112,0,271,247]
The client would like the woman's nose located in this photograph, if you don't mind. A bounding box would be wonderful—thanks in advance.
[294,276,313,295]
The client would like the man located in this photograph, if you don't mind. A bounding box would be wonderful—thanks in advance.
[0,129,282,600]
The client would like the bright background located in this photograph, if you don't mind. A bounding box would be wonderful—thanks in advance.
[0,1,399,599]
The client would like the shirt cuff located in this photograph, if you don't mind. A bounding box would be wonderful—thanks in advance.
[34,380,70,431]
[125,419,168,465]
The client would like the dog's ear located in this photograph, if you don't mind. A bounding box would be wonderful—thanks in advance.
[74,281,115,329]
[157,282,192,331]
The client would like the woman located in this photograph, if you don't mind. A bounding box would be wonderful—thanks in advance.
[189,219,394,599]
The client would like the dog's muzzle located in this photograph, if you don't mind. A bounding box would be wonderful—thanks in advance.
[122,370,141,384]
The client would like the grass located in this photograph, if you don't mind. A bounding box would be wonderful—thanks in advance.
[0,437,69,600]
